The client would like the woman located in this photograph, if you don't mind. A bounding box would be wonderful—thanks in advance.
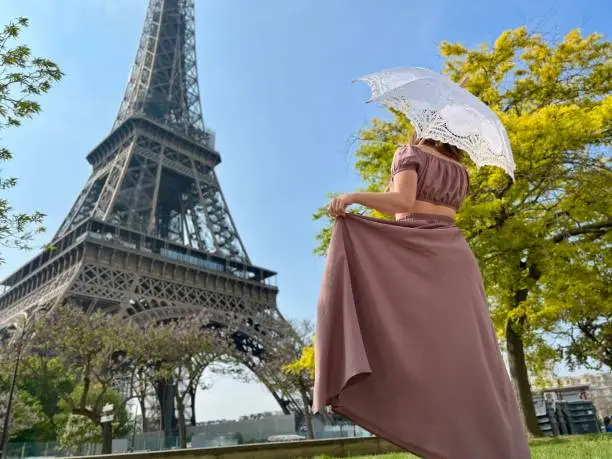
[313,136,531,459]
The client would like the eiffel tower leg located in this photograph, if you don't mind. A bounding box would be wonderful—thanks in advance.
[155,380,177,447]
[259,378,291,415]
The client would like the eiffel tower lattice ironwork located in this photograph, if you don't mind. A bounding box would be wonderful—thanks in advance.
[0,0,304,423]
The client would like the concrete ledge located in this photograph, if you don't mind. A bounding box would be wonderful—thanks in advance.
[75,437,403,459]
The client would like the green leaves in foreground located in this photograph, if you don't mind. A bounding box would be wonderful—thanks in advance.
[0,17,63,262]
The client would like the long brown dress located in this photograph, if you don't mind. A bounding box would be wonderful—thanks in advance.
[313,145,531,459]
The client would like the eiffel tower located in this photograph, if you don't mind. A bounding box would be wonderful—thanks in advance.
[0,0,302,424]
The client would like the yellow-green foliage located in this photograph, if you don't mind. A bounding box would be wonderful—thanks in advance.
[284,344,315,379]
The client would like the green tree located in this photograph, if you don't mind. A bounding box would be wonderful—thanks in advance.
[0,390,43,440]
[0,17,63,262]
[313,28,611,436]
[124,347,153,434]
[282,323,316,439]
[56,414,101,454]
[135,317,222,449]
[269,320,316,439]
[13,355,75,441]
[54,384,130,451]
[532,241,611,372]
[27,303,136,453]
[0,326,47,441]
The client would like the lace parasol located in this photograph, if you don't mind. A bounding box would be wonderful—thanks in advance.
[355,67,515,179]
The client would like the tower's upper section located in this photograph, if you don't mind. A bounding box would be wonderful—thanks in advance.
[114,0,215,148]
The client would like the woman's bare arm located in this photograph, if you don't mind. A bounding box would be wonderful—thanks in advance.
[329,170,417,216]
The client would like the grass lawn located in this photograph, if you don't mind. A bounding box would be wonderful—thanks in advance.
[319,435,612,459]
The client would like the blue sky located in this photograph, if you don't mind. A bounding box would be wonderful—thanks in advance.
[1,0,610,422]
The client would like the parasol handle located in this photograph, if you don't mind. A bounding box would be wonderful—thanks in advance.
[458,74,470,87]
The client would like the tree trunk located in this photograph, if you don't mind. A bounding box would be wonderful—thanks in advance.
[189,388,197,426]
[101,422,113,455]
[176,400,187,449]
[0,337,24,459]
[299,386,315,440]
[139,397,148,432]
[304,408,315,440]
[506,317,541,437]
[503,260,542,437]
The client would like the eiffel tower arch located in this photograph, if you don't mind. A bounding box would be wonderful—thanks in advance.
[0,0,304,424]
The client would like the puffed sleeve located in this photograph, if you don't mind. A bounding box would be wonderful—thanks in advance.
[391,145,423,178]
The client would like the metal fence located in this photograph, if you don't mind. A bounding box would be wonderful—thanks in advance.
[5,418,373,458]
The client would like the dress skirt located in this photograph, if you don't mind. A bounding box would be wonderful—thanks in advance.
[313,214,531,459]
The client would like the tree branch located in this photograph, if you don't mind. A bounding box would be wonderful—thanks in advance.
[71,407,99,425]
[552,218,612,243]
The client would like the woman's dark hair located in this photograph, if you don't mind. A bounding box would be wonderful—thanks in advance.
[410,132,463,162]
